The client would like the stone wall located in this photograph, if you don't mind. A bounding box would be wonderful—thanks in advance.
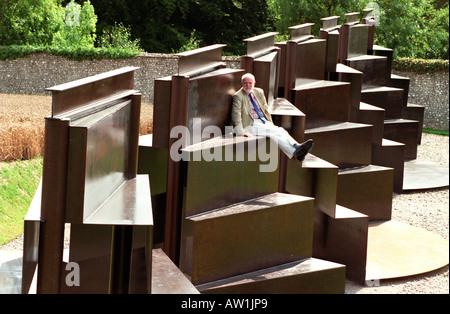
[1,53,177,103]
[0,53,447,130]
[0,53,241,104]
[393,70,449,131]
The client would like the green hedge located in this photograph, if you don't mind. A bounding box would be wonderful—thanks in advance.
[0,45,140,61]
[393,58,449,74]
[2,45,449,75]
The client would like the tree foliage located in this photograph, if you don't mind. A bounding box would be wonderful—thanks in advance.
[52,0,97,47]
[267,0,366,36]
[1,0,448,59]
[0,0,97,47]
[0,0,65,46]
[87,0,274,55]
[97,22,144,51]
[267,0,448,59]
[373,0,449,59]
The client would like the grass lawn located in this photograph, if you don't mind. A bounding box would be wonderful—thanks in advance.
[0,156,42,246]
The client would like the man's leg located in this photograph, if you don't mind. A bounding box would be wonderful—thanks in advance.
[251,120,297,158]
[251,120,314,161]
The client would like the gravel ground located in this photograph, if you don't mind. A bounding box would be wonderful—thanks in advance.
[1,133,448,294]
[346,133,449,294]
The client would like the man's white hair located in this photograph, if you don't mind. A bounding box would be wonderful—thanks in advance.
[241,73,255,83]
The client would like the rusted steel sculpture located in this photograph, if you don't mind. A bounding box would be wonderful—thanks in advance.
[22,67,154,294]
[240,32,305,192]
[20,9,447,294]
[282,10,447,284]
[148,43,346,293]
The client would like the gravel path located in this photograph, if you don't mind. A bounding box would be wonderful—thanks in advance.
[347,133,449,294]
[1,133,448,294]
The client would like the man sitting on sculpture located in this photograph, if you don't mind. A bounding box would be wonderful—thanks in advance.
[231,73,314,162]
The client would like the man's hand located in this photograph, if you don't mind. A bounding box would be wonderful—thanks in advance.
[243,132,254,137]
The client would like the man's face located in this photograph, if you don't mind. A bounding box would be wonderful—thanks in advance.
[242,77,255,94]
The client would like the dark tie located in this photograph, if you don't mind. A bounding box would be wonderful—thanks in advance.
[249,93,267,123]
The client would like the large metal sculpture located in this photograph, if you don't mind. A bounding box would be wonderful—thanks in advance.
[22,67,200,294]
[145,43,346,293]
[20,9,448,294]
[22,67,154,293]
[279,10,448,284]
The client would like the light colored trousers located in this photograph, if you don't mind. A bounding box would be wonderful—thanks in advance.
[251,119,298,158]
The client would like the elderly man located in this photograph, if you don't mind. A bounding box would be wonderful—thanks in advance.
[231,73,313,162]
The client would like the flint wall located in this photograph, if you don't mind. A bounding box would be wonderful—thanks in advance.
[0,53,447,130]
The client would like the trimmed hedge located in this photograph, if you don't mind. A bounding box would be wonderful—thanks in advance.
[1,46,449,75]
[393,58,449,74]
[0,45,140,61]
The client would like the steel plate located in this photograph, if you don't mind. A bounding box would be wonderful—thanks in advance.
[366,220,449,281]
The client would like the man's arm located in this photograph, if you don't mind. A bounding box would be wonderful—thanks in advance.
[231,93,247,136]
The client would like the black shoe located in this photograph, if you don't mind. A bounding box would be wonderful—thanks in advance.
[293,139,314,162]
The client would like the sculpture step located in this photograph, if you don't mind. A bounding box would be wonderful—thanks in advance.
[285,154,339,218]
[337,164,394,221]
[361,85,404,119]
[269,97,306,142]
[285,154,371,283]
[383,119,419,160]
[179,192,315,285]
[333,63,363,110]
[349,102,385,145]
[291,79,351,129]
[152,249,199,294]
[388,73,410,107]
[196,257,345,294]
[372,138,406,193]
[181,136,279,217]
[369,45,394,76]
[387,75,425,144]
[346,54,389,86]
[401,104,424,145]
[305,122,373,168]
[313,205,369,283]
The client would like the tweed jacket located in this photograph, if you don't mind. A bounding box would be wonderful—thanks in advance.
[231,87,273,135]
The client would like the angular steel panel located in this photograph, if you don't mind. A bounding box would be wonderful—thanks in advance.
[296,39,327,81]
[244,32,278,57]
[253,51,279,106]
[182,136,279,218]
[337,165,394,221]
[348,24,369,58]
[305,122,373,169]
[313,205,369,284]
[186,68,242,137]
[66,101,132,223]
[176,44,226,76]
[293,81,351,129]
[197,258,346,294]
[46,67,138,117]
[152,77,172,148]
[181,193,315,285]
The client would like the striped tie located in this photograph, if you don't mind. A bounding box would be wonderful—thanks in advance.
[249,93,267,123]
